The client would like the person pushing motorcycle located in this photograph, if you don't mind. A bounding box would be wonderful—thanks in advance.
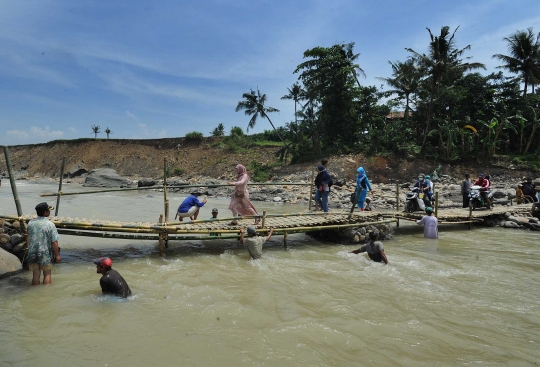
[473,173,492,209]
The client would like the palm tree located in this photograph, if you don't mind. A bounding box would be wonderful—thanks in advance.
[406,26,486,146]
[493,28,540,96]
[105,127,112,139]
[378,59,421,125]
[210,123,225,137]
[91,125,101,139]
[341,42,366,87]
[235,88,287,146]
[281,83,306,124]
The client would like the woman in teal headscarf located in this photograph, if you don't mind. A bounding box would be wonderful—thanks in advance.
[355,167,373,211]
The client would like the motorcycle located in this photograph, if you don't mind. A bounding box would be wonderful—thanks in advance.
[469,185,493,209]
[404,187,430,212]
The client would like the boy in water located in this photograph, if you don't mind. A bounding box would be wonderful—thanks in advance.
[210,208,219,219]
[350,230,388,264]
[94,257,131,298]
[416,207,439,239]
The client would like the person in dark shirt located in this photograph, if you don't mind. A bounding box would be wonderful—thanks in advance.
[350,231,388,264]
[531,202,540,219]
[93,257,132,298]
[522,177,538,202]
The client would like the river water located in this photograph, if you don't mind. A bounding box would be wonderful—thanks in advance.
[1,182,539,366]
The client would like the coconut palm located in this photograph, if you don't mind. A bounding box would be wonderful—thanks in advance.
[406,26,486,146]
[341,42,366,87]
[378,59,421,124]
[91,125,101,139]
[105,127,112,139]
[281,83,306,124]
[493,28,540,96]
[235,88,286,146]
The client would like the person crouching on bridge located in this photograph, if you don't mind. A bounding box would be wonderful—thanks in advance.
[239,225,274,260]
[350,230,388,264]
[94,257,131,298]
[416,207,439,239]
[176,190,207,221]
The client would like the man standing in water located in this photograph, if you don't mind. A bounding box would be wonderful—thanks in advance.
[416,207,439,239]
[26,202,61,285]
[239,226,274,259]
[350,230,388,264]
[93,257,132,298]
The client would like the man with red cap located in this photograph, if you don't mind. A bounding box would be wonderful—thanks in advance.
[93,257,132,298]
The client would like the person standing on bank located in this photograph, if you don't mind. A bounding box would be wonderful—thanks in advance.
[176,190,207,221]
[314,165,333,212]
[461,173,471,208]
[26,202,61,285]
[227,164,259,225]
[355,167,373,212]
[416,207,439,239]
[239,226,274,259]
[350,230,388,264]
[93,257,131,298]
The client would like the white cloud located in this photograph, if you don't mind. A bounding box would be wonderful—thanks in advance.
[126,110,138,120]
[138,123,147,129]
[6,126,64,143]
[68,127,77,133]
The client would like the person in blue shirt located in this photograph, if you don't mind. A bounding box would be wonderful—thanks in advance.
[355,167,374,211]
[176,190,207,221]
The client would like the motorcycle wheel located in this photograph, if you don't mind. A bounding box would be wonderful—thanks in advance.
[406,201,414,213]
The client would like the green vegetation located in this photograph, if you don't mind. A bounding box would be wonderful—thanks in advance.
[248,160,280,182]
[184,131,204,143]
[232,25,540,166]
[210,123,225,137]
[105,127,112,139]
[173,168,183,176]
[91,125,100,140]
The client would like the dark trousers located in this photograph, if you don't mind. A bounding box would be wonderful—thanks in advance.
[462,193,470,208]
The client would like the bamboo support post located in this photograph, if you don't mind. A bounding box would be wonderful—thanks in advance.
[396,183,399,212]
[55,157,66,216]
[283,232,288,249]
[308,169,315,211]
[163,158,168,221]
[158,214,164,256]
[3,146,25,232]
[468,205,473,230]
[261,210,266,228]
[435,191,439,217]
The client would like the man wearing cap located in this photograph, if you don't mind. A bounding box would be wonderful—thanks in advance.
[176,190,207,221]
[416,207,439,239]
[350,230,388,264]
[26,202,60,285]
[94,257,131,298]
[239,226,274,259]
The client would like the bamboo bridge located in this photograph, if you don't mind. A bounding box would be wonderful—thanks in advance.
[0,147,532,256]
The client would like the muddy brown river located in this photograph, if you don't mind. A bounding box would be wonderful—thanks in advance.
[1,182,539,366]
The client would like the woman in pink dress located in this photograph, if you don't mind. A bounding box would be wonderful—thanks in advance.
[227,164,259,225]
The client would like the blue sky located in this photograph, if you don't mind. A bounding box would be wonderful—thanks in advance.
[1,0,539,145]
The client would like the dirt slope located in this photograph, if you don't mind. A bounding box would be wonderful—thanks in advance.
[0,138,537,183]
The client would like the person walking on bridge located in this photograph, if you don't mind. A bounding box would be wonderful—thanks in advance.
[227,164,259,225]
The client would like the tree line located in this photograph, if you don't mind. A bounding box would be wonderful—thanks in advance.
[234,26,540,164]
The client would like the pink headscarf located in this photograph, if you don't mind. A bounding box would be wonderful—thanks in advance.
[235,164,247,179]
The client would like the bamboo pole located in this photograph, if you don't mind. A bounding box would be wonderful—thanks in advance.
[283,232,288,249]
[468,204,473,230]
[308,169,315,211]
[163,158,168,222]
[396,183,400,212]
[56,229,240,241]
[261,210,266,228]
[39,182,312,197]
[3,146,25,231]
[435,191,439,217]
[55,157,66,216]
[158,214,164,256]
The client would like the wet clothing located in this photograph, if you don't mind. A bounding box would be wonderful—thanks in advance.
[417,215,439,239]
[99,269,132,298]
[461,178,471,208]
[355,167,372,210]
[356,241,384,262]
[178,194,205,214]
[27,216,59,267]
[244,236,266,259]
